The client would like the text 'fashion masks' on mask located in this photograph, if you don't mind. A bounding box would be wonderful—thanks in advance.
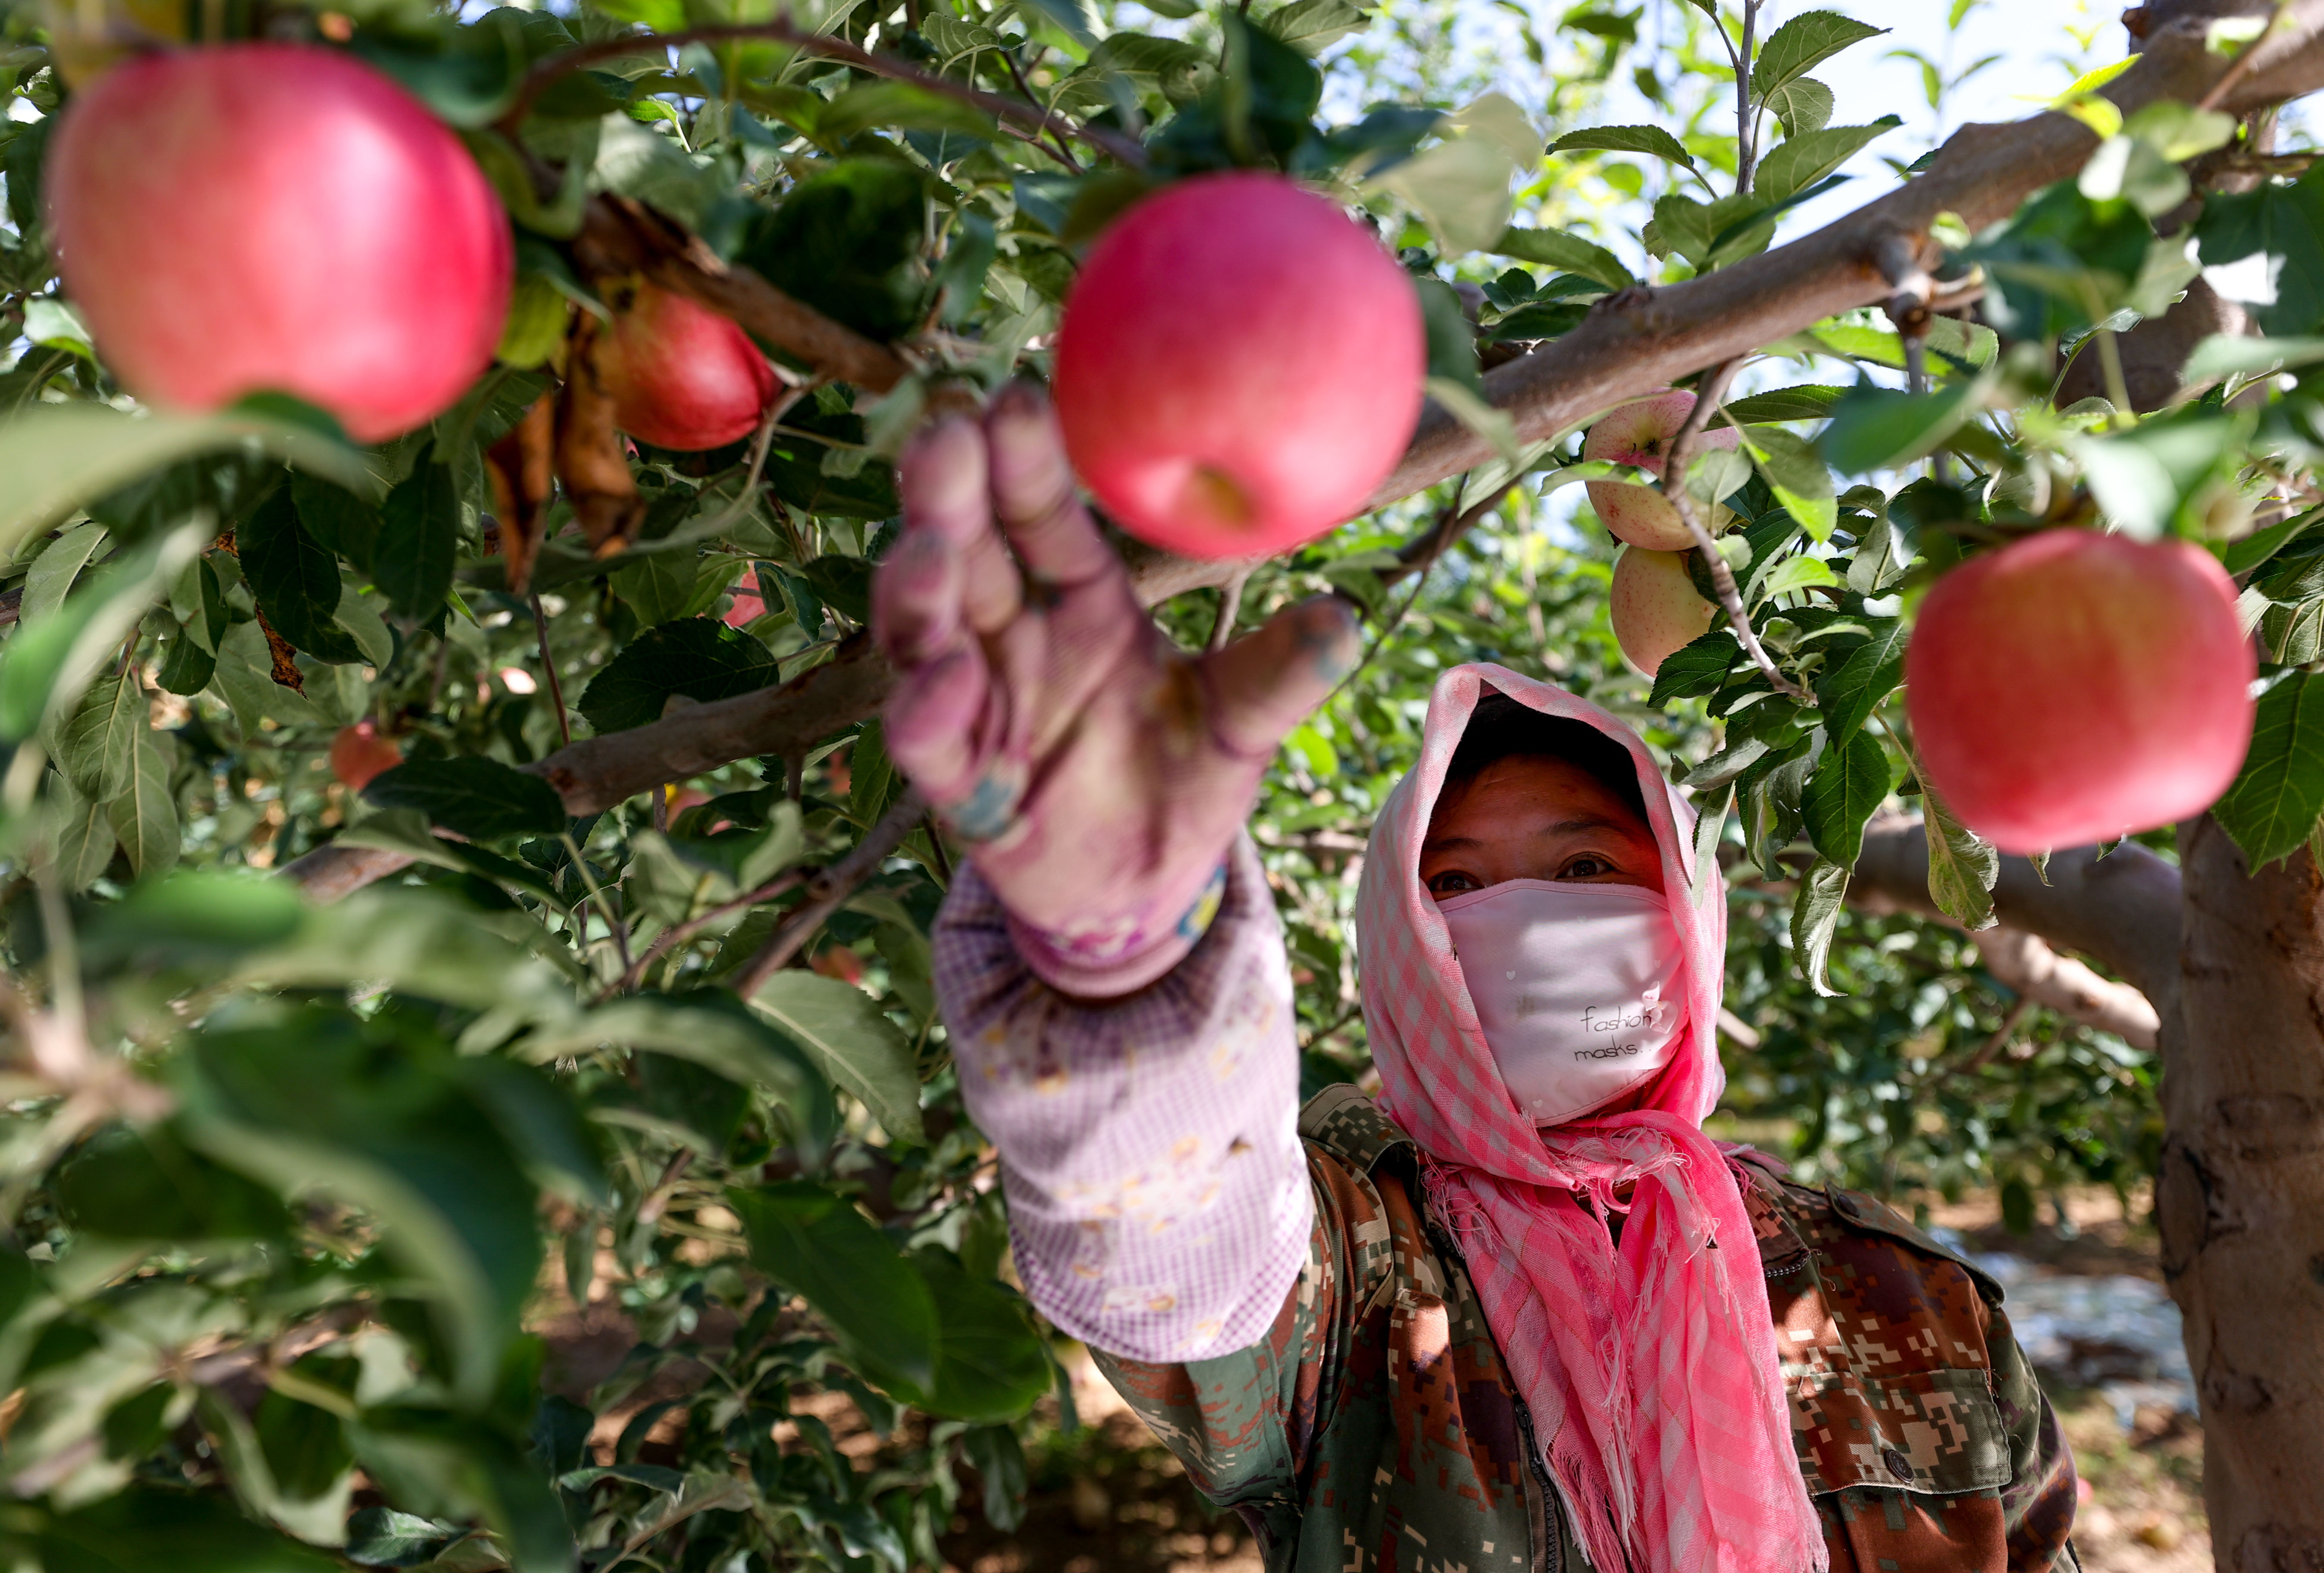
[1437,880,1688,1125]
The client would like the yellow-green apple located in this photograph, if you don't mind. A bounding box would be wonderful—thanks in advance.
[1583,389,1743,551]
[1610,546,1716,675]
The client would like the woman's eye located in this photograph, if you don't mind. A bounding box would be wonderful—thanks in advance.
[1428,871,1482,895]
[1558,855,1614,879]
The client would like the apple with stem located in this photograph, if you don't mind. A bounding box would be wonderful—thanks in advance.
[1583,389,1743,552]
[597,280,781,452]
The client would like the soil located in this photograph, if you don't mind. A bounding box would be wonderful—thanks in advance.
[939,1186,2207,1573]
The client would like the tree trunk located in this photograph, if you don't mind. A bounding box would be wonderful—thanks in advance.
[2161,816,2324,1567]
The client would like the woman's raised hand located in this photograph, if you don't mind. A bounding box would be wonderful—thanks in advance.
[871,383,1360,997]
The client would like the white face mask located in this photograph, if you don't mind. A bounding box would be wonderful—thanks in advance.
[1438,879,1688,1125]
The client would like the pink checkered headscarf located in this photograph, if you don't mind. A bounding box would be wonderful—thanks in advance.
[1355,664,1824,1573]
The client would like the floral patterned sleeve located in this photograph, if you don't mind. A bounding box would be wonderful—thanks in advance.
[931,831,1313,1364]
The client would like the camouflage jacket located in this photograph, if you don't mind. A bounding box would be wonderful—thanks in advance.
[1093,1084,2082,1573]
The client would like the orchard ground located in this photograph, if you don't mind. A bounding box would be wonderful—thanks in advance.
[931,1184,2205,1573]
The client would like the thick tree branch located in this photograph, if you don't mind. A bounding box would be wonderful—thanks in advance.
[1850,814,2183,1025]
[1369,3,2324,505]
[1966,927,2163,1049]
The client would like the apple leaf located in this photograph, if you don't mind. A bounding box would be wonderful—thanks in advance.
[2214,671,2324,867]
[576,618,781,735]
[362,757,568,842]
[1815,618,1907,745]
[1922,788,1999,931]
[1548,124,1695,169]
[1790,856,1851,997]
[1750,11,1888,98]
[1801,725,1894,867]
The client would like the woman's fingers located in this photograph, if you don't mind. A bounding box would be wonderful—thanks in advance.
[986,382,1118,591]
[897,414,1023,636]
[872,522,964,670]
[884,644,998,809]
[1199,595,1362,762]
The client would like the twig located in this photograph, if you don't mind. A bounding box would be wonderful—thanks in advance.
[1000,44,1084,173]
[2197,4,2289,113]
[1206,568,1251,653]
[1734,0,1761,194]
[530,591,572,750]
[920,812,953,883]
[597,866,810,1001]
[502,21,1146,169]
[1662,358,1810,701]
[731,788,927,996]
[1960,996,2035,1076]
[561,831,635,980]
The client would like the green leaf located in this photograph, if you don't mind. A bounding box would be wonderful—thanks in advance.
[1738,425,1836,540]
[1648,630,1742,707]
[21,521,109,626]
[1753,116,1900,203]
[1259,0,1368,52]
[850,718,899,828]
[1922,789,1999,930]
[1767,76,1834,138]
[2214,671,2324,866]
[363,757,567,842]
[0,403,375,564]
[817,81,996,141]
[226,887,573,1022]
[1548,123,1694,169]
[1490,225,1636,290]
[1370,136,1520,254]
[1720,384,1844,424]
[1815,618,1906,745]
[1756,554,1839,599]
[374,452,460,621]
[741,161,931,342]
[1819,378,1985,474]
[523,991,837,1162]
[179,1012,546,1406]
[916,1252,1050,1422]
[729,1181,939,1393]
[346,1406,575,1573]
[0,522,207,742]
[107,733,179,881]
[2183,333,2324,384]
[54,1126,292,1241]
[577,618,780,735]
[1751,11,1888,97]
[38,1485,340,1573]
[2193,161,2324,336]
[55,666,143,801]
[2224,505,2324,577]
[2066,411,2248,542]
[238,486,365,663]
[1800,726,1893,866]
[50,776,117,891]
[1789,857,1851,996]
[751,971,924,1144]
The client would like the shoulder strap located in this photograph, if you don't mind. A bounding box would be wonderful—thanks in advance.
[1818,1182,2009,1304]
[1299,1083,1416,1174]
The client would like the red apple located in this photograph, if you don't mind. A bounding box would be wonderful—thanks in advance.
[1906,530,2255,852]
[330,721,403,792]
[1609,546,1716,676]
[47,44,511,444]
[1583,389,1742,552]
[1052,172,1425,560]
[598,280,779,451]
[724,583,768,628]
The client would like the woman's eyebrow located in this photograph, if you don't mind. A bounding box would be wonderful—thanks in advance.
[1420,834,1482,855]
[1538,815,1634,837]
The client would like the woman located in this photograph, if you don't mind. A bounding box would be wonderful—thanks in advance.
[873,388,2079,1573]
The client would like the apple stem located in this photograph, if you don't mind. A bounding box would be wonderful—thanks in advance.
[531,591,573,750]
[1662,357,1811,702]
[732,788,930,996]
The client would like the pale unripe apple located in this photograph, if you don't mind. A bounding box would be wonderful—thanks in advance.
[1906,530,2255,852]
[1610,547,1715,676]
[1053,172,1425,561]
[1583,389,1743,552]
[330,721,403,792]
[47,43,511,442]
[598,280,780,452]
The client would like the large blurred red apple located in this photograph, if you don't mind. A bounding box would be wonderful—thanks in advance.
[1052,172,1424,560]
[1610,547,1715,676]
[329,721,403,792]
[47,43,511,442]
[1906,530,2255,852]
[599,280,779,451]
[1583,389,1741,551]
